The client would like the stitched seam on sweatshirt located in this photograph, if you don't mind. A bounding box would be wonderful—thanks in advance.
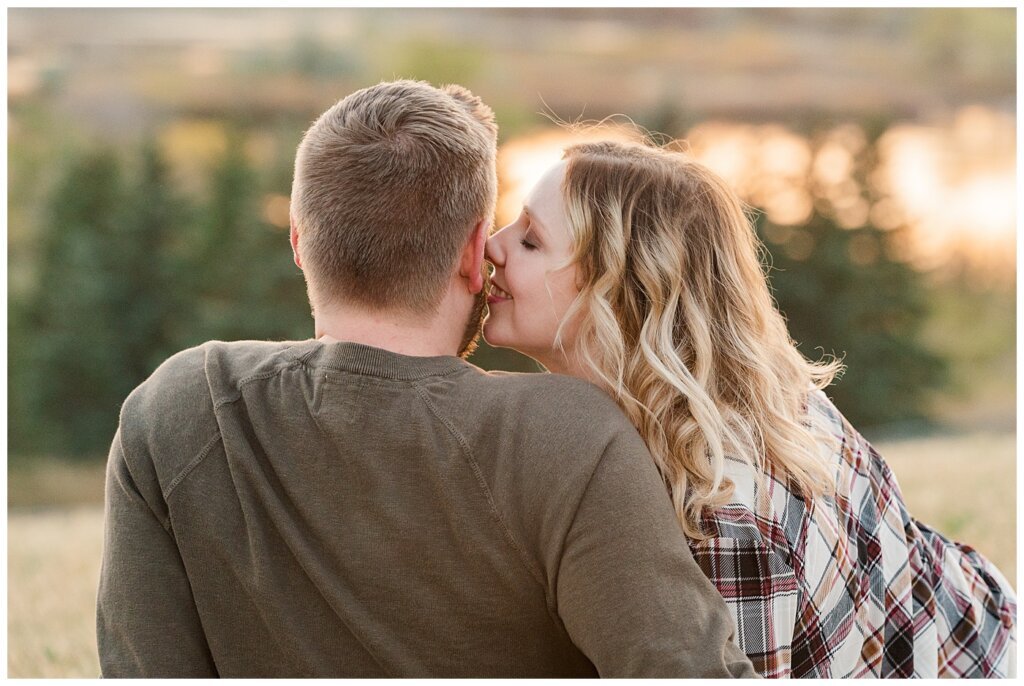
[316,364,464,381]
[238,368,288,387]
[290,344,321,365]
[213,367,288,409]
[116,428,176,534]
[163,431,223,508]
[412,383,546,588]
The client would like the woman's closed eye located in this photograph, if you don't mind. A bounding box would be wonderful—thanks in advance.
[519,219,539,251]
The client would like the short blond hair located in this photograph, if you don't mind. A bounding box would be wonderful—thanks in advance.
[291,80,497,312]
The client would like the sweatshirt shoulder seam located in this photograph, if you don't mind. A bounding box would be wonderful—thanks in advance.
[212,364,295,409]
[162,431,224,512]
[411,382,547,589]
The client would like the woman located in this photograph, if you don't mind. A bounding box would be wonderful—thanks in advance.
[484,140,1016,678]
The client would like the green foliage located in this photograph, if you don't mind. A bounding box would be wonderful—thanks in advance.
[12,142,214,455]
[117,141,197,376]
[7,119,953,458]
[9,133,312,457]
[185,131,309,346]
[14,149,134,454]
[756,212,947,429]
[467,342,541,374]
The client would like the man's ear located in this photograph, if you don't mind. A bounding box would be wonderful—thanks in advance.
[458,218,489,294]
[290,215,303,269]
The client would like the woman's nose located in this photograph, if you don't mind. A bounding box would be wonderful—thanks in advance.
[485,231,504,266]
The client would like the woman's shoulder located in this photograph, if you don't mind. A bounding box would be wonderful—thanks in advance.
[695,389,868,556]
[803,388,849,448]
[804,388,899,484]
[697,456,804,560]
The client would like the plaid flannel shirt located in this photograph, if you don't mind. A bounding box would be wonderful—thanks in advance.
[688,389,1016,678]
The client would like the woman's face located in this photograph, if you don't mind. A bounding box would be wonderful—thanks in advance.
[484,160,581,371]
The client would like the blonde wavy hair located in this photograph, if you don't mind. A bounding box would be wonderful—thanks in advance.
[558,140,844,540]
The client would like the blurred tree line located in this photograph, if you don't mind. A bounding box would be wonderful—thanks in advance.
[10,133,301,455]
[756,213,945,430]
[9,124,945,459]
[750,121,948,432]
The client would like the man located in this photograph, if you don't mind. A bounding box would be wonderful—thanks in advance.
[96,80,757,678]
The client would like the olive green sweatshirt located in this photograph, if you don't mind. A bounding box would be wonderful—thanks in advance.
[96,339,756,678]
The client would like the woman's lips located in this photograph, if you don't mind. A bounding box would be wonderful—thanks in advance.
[489,282,514,303]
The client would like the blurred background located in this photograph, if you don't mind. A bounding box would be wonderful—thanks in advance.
[7,7,1015,677]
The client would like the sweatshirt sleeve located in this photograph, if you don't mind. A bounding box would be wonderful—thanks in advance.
[96,428,218,677]
[554,429,759,678]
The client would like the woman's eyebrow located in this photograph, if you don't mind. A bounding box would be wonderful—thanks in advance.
[523,205,549,239]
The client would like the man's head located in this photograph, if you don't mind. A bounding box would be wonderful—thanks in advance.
[290,80,498,347]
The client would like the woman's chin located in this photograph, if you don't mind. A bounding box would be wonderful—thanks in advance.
[481,324,506,349]
[482,321,517,352]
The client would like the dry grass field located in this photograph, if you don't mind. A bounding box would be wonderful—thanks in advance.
[879,431,1016,584]
[7,431,1016,677]
[8,506,105,678]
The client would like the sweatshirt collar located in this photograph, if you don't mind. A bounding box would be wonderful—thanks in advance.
[290,339,469,381]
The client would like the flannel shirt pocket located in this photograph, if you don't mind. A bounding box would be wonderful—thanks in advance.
[690,535,799,678]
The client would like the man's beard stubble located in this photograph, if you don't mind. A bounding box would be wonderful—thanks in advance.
[457,265,490,360]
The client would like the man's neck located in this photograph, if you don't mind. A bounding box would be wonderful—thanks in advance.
[313,304,460,358]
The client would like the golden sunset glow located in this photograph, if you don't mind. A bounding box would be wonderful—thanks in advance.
[877,108,1015,268]
[262,194,291,229]
[498,107,1015,270]
[495,124,643,226]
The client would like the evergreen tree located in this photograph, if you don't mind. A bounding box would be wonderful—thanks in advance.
[11,140,200,457]
[9,296,45,454]
[114,140,197,379]
[187,130,309,346]
[20,148,129,455]
[756,212,947,430]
